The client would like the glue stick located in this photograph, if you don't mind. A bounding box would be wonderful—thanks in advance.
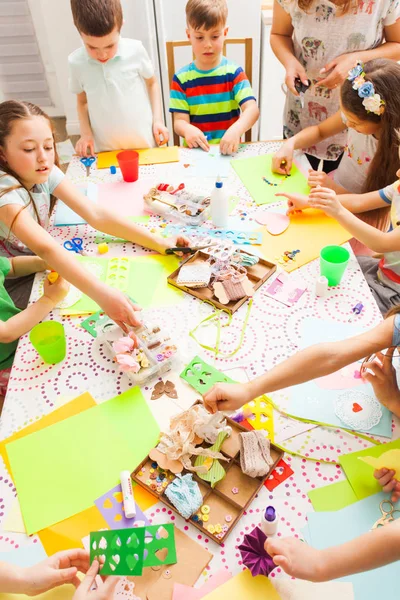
[260,505,278,536]
[120,471,136,518]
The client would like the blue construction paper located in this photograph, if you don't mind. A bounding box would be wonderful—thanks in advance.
[0,541,47,567]
[298,318,366,350]
[54,183,97,226]
[286,380,392,437]
[306,492,400,600]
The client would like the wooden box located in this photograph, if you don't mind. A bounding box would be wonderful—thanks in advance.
[131,415,283,545]
[167,249,276,314]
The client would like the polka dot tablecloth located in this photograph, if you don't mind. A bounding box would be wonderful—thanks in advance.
[0,142,397,590]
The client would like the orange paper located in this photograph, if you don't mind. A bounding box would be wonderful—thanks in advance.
[0,392,95,477]
[254,208,352,272]
[97,146,179,169]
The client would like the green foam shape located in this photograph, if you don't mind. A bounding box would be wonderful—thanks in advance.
[180,356,235,394]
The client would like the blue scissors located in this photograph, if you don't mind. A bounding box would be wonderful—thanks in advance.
[64,237,84,254]
[80,156,95,176]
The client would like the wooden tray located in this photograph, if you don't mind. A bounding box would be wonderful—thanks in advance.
[167,249,276,314]
[131,414,283,545]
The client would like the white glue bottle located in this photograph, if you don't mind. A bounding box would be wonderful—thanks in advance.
[260,505,278,536]
[120,470,136,519]
[211,176,228,227]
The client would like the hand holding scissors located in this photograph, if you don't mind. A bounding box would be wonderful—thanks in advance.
[371,499,400,529]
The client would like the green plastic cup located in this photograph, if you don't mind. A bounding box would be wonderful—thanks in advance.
[29,321,66,364]
[320,245,350,287]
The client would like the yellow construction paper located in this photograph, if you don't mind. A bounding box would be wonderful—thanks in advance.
[359,449,400,476]
[253,209,352,272]
[0,585,76,600]
[0,392,95,477]
[3,498,25,533]
[203,569,281,600]
[97,146,179,169]
[38,505,108,556]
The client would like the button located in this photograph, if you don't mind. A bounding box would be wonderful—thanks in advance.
[207,525,215,534]
[215,524,222,533]
[202,514,209,522]
[201,505,210,515]
[225,514,232,523]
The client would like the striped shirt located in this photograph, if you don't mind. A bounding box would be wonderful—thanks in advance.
[378,181,400,289]
[170,57,256,143]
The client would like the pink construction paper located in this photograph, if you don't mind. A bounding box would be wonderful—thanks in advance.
[172,569,232,600]
[255,211,290,235]
[96,179,152,217]
[314,362,366,390]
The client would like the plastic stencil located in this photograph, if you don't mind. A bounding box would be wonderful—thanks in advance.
[105,257,130,292]
[165,224,262,245]
[80,310,108,338]
[90,524,176,576]
[180,356,235,394]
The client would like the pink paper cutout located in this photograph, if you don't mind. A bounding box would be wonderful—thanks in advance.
[97,180,151,217]
[314,362,366,390]
[254,211,290,235]
[172,569,232,600]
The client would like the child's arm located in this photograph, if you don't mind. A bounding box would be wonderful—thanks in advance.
[0,549,89,594]
[7,255,46,278]
[276,187,386,214]
[219,100,259,155]
[52,178,189,255]
[266,520,400,582]
[270,0,308,95]
[0,277,69,344]
[203,317,394,413]
[272,112,346,174]
[309,187,398,254]
[75,92,95,157]
[173,113,210,152]
[144,76,169,146]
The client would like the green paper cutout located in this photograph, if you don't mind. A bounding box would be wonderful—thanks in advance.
[231,154,310,206]
[194,431,229,488]
[180,356,235,394]
[143,523,177,567]
[6,388,160,534]
[89,524,176,576]
[339,438,400,501]
[90,528,146,576]
[308,480,358,512]
[80,310,108,337]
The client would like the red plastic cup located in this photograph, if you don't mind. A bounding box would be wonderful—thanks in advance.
[116,150,139,182]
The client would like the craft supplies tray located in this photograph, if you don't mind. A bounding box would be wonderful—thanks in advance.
[96,318,179,386]
[144,183,211,226]
[168,250,277,314]
[132,414,283,545]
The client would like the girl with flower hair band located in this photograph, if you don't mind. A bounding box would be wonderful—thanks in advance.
[274,58,400,254]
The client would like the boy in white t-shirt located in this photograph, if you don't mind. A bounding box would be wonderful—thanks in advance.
[69,0,169,155]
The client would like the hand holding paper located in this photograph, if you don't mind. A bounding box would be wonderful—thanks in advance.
[266,537,325,582]
[72,560,119,600]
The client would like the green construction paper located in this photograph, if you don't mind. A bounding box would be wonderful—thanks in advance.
[142,523,177,568]
[339,438,400,500]
[6,388,160,535]
[90,528,146,576]
[131,255,184,308]
[231,153,310,206]
[180,356,235,394]
[95,216,150,244]
[308,480,358,512]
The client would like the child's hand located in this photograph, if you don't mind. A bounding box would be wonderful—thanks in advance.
[308,186,343,217]
[275,191,310,213]
[220,126,241,155]
[285,58,309,96]
[374,468,400,503]
[75,135,95,157]
[308,169,332,189]
[22,549,90,595]
[184,125,210,152]
[43,277,70,306]
[97,289,142,333]
[153,121,169,146]
[203,383,252,414]
[73,560,119,600]
[155,235,191,255]
[266,537,326,582]
[361,348,400,418]
[272,143,294,174]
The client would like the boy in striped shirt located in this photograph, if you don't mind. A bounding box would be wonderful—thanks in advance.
[170,0,259,155]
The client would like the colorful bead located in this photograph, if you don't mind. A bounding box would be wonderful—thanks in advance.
[151,462,158,468]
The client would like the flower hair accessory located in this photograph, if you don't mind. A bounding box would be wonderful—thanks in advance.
[347,61,385,116]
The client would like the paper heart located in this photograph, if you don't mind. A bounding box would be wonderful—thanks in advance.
[126,554,139,571]
[155,547,168,562]
[183,164,190,168]
[126,533,139,549]
[112,554,120,564]
[354,370,362,379]
[114,514,122,522]
[156,526,169,540]
[352,403,363,413]
[102,498,113,509]
[255,211,290,235]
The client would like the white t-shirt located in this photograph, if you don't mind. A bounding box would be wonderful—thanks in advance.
[68,38,156,152]
[334,127,378,193]
[0,166,64,256]
[278,0,400,159]
[377,181,400,291]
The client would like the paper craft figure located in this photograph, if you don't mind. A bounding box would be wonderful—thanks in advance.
[194,430,229,487]
[94,484,150,530]
[151,380,178,400]
[255,211,290,235]
[359,449,400,477]
[238,526,275,577]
